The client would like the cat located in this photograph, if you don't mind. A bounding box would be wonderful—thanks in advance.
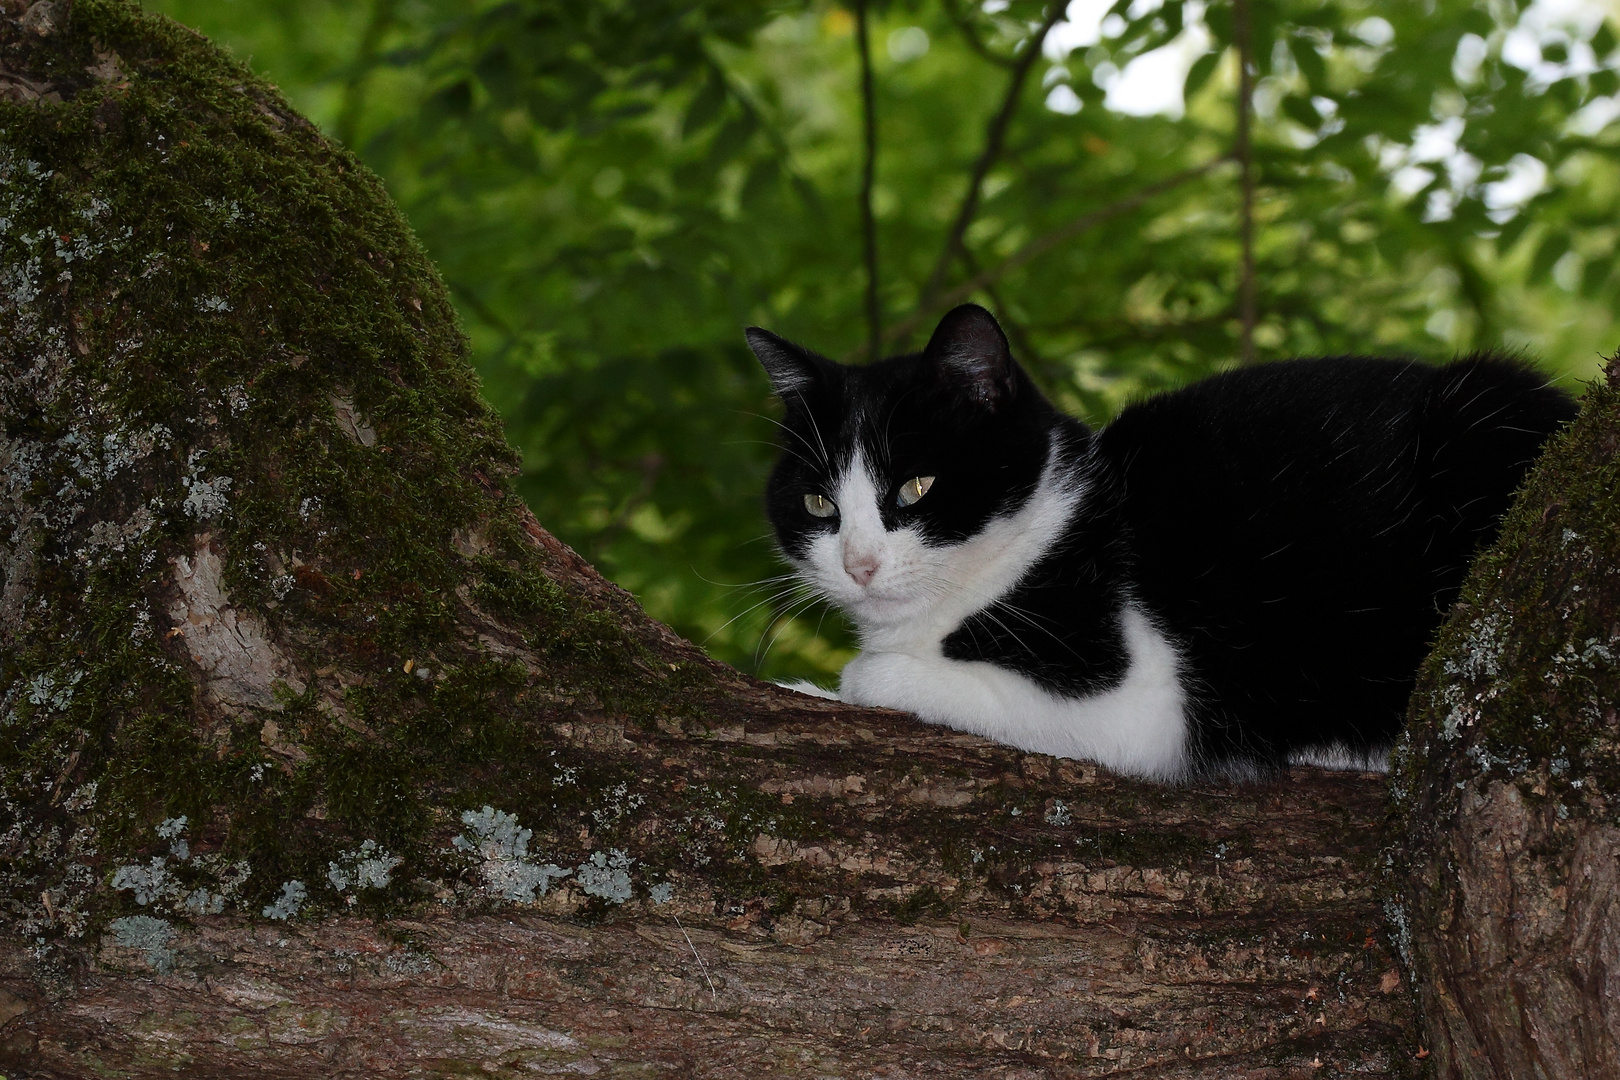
[746,303,1576,781]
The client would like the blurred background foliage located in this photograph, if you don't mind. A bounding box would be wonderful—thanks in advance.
[145,0,1620,685]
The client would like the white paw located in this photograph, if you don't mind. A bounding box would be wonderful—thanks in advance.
[837,650,922,709]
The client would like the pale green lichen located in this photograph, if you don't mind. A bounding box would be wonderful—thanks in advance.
[576,850,634,904]
[109,858,172,907]
[110,914,175,973]
[326,839,403,901]
[452,806,571,904]
[155,816,188,861]
[110,817,249,917]
[261,881,307,921]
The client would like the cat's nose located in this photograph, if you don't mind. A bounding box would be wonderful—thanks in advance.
[843,553,880,586]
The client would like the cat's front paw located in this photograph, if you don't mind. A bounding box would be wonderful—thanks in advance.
[838,650,928,710]
[839,650,1004,731]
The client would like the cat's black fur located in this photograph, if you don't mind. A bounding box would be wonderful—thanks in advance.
[751,304,1576,775]
[1120,353,1575,768]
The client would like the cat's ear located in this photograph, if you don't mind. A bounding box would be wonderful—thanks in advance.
[745,327,824,399]
[924,304,1016,409]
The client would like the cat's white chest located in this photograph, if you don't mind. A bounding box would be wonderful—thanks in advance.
[838,604,1190,781]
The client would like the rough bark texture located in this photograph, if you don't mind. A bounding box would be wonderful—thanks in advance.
[0,2,1426,1076]
[1391,357,1620,1080]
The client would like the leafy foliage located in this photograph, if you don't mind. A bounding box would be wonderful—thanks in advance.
[146,0,1620,682]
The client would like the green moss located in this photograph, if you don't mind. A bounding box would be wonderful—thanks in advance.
[0,0,716,940]
[888,883,951,925]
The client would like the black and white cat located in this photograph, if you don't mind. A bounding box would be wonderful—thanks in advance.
[747,304,1575,781]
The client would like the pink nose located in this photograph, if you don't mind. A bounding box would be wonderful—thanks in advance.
[844,555,879,586]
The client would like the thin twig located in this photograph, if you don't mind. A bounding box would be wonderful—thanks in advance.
[940,0,1015,69]
[855,0,882,362]
[1233,0,1258,363]
[859,157,1231,358]
[673,912,718,1001]
[918,2,1067,309]
[335,0,400,149]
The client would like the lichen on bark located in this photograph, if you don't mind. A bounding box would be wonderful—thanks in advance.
[1391,359,1620,1078]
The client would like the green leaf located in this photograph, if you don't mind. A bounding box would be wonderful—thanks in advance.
[1184,50,1221,98]
[1282,94,1320,129]
[1289,36,1327,90]
[1376,227,1410,264]
[1530,233,1571,283]
[740,159,780,209]
[1161,0,1185,38]
[1496,212,1534,254]
[707,113,757,165]
[1581,254,1612,297]
[1593,22,1617,59]
[683,68,728,138]
[1458,9,1494,36]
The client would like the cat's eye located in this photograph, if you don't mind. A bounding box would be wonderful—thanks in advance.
[803,493,838,518]
[897,476,935,507]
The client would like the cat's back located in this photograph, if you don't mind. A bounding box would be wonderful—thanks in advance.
[1095,353,1571,523]
[1101,354,1427,471]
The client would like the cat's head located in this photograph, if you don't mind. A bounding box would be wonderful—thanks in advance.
[747,304,1067,632]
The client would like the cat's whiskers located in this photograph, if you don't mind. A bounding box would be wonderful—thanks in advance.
[914,578,1045,655]
[705,580,820,645]
[755,587,830,666]
[922,569,1079,657]
[779,391,834,472]
[690,568,800,589]
[730,436,823,473]
[753,409,830,471]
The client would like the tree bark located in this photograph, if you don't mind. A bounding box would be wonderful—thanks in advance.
[0,2,1526,1076]
[1390,357,1620,1079]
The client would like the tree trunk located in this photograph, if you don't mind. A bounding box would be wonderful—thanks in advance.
[1390,356,1620,1079]
[0,2,1567,1076]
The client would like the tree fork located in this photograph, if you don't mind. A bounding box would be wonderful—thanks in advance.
[0,4,1607,1078]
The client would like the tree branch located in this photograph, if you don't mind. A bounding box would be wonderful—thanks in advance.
[1233,0,1258,363]
[855,0,882,362]
[917,1,1067,308]
[940,0,1015,69]
[860,157,1232,359]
